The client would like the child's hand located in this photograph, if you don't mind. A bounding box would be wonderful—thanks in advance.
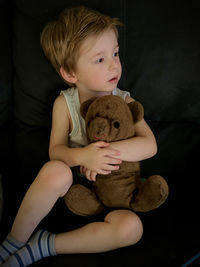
[80,166,98,181]
[80,141,122,175]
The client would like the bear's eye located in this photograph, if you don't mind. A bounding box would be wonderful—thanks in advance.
[113,121,120,128]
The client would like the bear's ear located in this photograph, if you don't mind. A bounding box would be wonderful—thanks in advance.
[80,97,97,119]
[128,101,144,123]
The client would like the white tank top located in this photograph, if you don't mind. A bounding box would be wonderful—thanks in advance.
[61,87,130,148]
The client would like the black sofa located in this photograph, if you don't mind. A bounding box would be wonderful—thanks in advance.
[0,0,200,266]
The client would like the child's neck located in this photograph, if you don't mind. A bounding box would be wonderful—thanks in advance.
[78,89,112,104]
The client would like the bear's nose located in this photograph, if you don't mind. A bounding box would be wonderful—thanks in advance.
[92,117,109,139]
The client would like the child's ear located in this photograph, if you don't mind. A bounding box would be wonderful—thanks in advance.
[128,101,144,123]
[60,67,77,84]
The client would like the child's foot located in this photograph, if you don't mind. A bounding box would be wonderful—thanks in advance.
[0,234,25,264]
[2,230,56,267]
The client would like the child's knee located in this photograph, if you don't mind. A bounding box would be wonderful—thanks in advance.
[121,211,143,245]
[106,210,143,246]
[37,160,73,196]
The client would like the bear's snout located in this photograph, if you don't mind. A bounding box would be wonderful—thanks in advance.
[88,117,109,141]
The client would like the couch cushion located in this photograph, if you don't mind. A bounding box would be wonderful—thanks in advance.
[0,175,3,223]
[123,1,200,123]
[0,0,12,126]
[0,0,14,176]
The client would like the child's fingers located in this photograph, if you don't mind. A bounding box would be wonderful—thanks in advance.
[99,146,120,157]
[94,141,110,148]
[89,142,121,156]
[80,165,84,174]
[102,164,120,171]
[90,171,97,181]
[84,169,97,182]
[106,158,122,165]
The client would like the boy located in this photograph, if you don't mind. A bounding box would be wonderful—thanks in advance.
[0,6,157,266]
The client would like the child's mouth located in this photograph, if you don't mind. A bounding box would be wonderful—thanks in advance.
[108,76,118,83]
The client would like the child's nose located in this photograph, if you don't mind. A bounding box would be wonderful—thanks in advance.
[108,58,119,71]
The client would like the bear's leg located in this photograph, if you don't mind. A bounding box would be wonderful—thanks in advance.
[64,184,105,216]
[130,175,169,212]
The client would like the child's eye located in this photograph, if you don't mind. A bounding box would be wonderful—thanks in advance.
[113,52,119,57]
[96,58,104,63]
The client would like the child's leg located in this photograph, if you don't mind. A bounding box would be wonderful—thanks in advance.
[55,209,143,254]
[2,210,143,267]
[1,159,143,266]
[11,160,73,243]
[0,159,72,264]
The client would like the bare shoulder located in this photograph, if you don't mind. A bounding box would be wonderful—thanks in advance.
[53,94,67,110]
[52,93,72,127]
[50,94,71,148]
[53,94,70,118]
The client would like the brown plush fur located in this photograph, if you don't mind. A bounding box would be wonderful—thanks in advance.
[65,95,169,216]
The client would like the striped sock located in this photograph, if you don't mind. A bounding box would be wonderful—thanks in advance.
[3,230,56,267]
[0,234,25,264]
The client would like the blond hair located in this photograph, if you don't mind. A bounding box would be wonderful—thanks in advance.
[40,6,122,85]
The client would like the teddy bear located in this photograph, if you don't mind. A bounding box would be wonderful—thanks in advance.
[64,95,169,216]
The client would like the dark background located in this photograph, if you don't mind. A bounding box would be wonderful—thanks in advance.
[0,0,199,266]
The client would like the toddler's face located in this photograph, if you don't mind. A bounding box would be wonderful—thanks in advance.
[75,29,122,95]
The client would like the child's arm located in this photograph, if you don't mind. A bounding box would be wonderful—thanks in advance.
[49,95,121,175]
[79,96,157,181]
[108,95,157,162]
[80,117,156,180]
[109,119,157,162]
